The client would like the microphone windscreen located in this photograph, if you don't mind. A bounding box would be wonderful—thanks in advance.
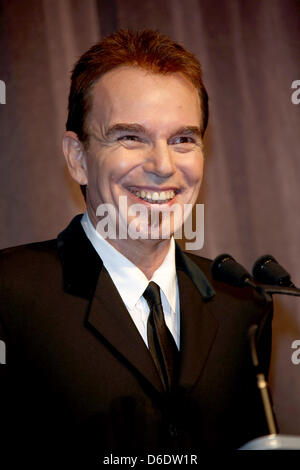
[252,254,292,287]
[211,254,252,287]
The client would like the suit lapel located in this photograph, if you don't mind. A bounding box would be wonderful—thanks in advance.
[57,216,163,393]
[175,246,218,389]
[57,214,102,299]
[86,266,164,393]
[177,269,219,389]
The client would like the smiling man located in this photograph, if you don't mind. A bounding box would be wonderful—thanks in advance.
[0,30,272,464]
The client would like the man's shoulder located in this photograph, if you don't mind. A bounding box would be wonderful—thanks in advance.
[183,250,269,307]
[0,239,61,295]
[0,215,84,269]
[0,239,58,267]
[0,215,101,302]
[183,251,212,275]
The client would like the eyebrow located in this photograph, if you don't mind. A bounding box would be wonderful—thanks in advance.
[173,126,202,138]
[106,123,146,138]
[105,123,202,139]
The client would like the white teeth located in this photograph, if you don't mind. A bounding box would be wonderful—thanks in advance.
[132,189,176,202]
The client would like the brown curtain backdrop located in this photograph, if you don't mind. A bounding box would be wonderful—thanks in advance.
[0,0,300,435]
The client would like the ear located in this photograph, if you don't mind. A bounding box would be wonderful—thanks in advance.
[62,131,88,185]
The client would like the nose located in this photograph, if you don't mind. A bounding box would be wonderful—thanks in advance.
[143,141,175,179]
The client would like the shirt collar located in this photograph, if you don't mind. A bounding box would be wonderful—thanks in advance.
[150,238,177,312]
[81,212,177,311]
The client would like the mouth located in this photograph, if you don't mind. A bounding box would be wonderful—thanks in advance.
[126,187,178,204]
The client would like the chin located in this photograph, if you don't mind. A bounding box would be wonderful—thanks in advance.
[126,218,177,242]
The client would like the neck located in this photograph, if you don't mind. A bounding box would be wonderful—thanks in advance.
[106,237,171,279]
[87,204,170,279]
[87,206,171,279]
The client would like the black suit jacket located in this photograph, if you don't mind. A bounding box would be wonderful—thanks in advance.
[0,215,272,464]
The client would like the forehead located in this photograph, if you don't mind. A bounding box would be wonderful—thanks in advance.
[89,66,201,128]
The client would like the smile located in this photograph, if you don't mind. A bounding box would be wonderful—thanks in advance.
[128,188,177,204]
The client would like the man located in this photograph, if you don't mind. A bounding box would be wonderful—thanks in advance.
[0,30,272,464]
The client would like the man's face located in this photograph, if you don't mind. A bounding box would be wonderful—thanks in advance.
[83,65,204,243]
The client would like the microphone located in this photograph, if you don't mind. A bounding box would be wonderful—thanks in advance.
[212,253,300,298]
[252,255,294,287]
[211,254,256,288]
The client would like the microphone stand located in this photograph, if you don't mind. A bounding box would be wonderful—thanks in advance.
[244,279,300,298]
[241,321,300,449]
[248,324,278,435]
[244,278,300,446]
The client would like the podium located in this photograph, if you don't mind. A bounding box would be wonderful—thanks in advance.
[239,434,300,450]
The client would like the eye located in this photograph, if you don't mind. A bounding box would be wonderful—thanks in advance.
[117,135,141,142]
[172,136,196,145]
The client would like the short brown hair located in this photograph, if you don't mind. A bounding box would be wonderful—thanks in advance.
[67,29,208,142]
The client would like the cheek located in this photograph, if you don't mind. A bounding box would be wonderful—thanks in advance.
[103,148,144,183]
[181,156,204,188]
[111,159,134,181]
[86,152,115,188]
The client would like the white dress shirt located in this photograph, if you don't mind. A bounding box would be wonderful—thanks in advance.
[81,212,180,349]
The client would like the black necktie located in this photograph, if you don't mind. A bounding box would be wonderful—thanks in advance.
[143,281,178,392]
